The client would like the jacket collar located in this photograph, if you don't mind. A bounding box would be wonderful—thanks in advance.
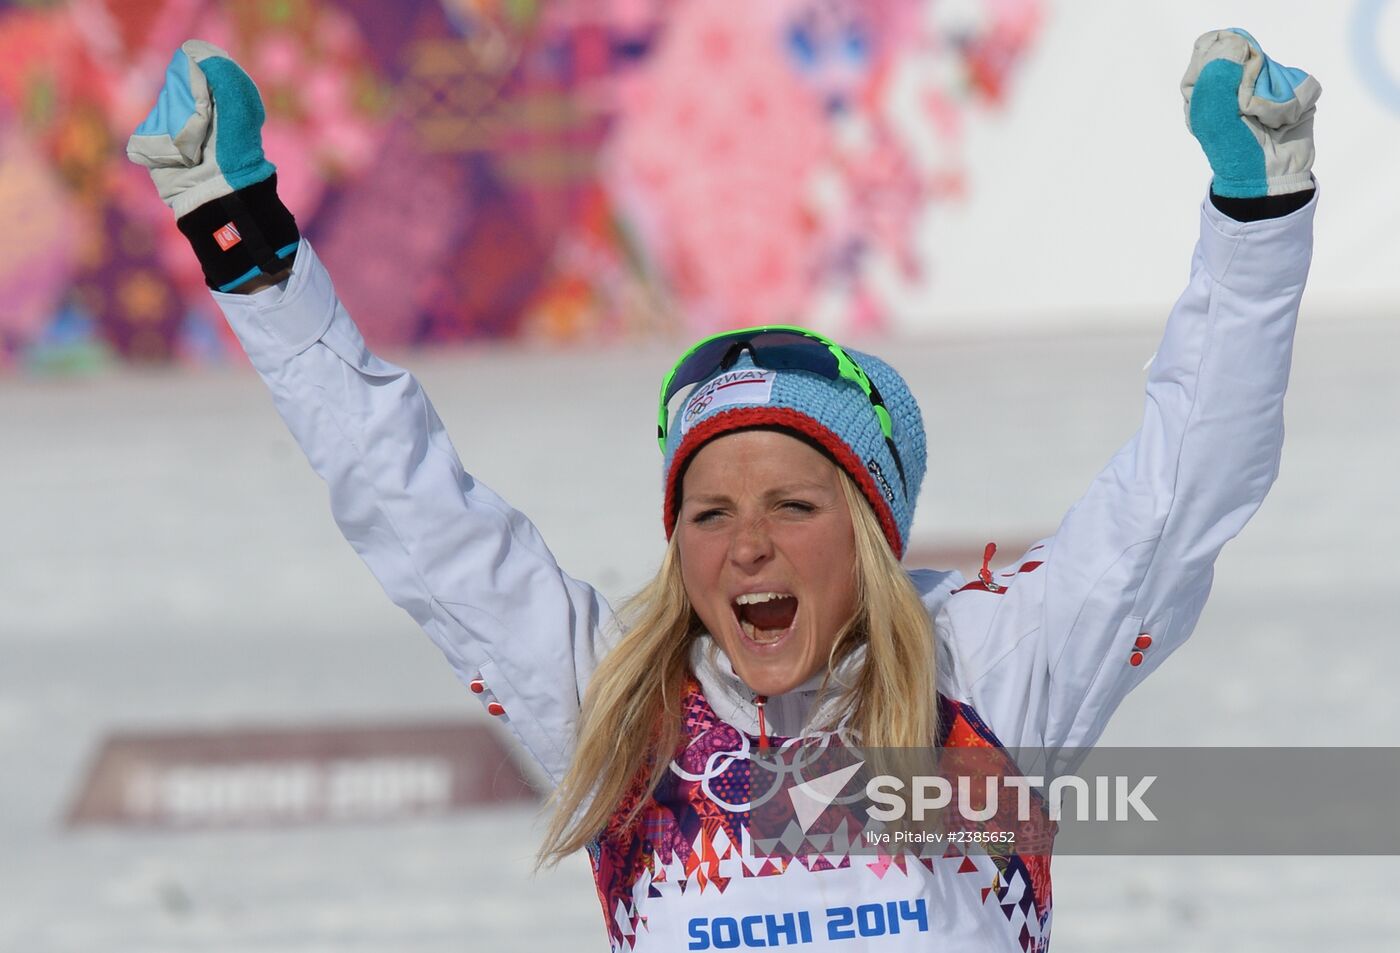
[688,634,864,739]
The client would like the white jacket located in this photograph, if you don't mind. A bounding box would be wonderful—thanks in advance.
[213,191,1316,951]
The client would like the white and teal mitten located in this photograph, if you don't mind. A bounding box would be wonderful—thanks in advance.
[127,40,298,291]
[1181,29,1320,199]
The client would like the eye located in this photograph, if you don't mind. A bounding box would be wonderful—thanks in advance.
[780,500,816,514]
[690,508,726,524]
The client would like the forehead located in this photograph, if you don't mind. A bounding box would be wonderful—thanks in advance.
[682,429,839,495]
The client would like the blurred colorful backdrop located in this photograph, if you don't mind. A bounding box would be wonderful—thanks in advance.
[0,0,1043,371]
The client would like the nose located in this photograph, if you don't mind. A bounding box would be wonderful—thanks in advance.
[727,517,774,571]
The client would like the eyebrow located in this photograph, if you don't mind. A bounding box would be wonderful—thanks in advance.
[684,482,832,505]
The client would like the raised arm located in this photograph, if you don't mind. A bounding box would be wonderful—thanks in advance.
[931,30,1320,754]
[128,41,613,784]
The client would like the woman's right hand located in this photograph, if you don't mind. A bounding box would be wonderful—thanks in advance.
[127,40,299,293]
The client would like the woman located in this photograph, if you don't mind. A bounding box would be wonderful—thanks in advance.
[129,28,1318,951]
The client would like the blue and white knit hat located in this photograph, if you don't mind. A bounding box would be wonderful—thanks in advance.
[661,349,927,556]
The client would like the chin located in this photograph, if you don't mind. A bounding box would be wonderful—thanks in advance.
[734,661,809,698]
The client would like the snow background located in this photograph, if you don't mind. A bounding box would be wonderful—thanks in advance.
[3,297,1398,950]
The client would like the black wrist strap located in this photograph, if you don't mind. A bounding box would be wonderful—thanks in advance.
[177,174,300,291]
[1210,188,1315,222]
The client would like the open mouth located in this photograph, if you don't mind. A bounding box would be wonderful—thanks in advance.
[732,592,799,646]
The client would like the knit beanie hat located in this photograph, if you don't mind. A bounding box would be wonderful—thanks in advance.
[662,348,927,557]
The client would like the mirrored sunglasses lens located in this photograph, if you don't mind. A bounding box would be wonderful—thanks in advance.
[737,331,840,376]
[663,338,743,405]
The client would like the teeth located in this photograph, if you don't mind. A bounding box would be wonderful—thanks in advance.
[739,619,785,645]
[735,592,791,605]
[734,592,796,646]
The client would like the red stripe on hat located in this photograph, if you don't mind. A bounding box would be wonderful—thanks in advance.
[663,406,904,557]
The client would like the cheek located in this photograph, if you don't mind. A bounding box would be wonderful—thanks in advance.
[804,526,859,625]
[813,560,857,620]
[676,530,723,608]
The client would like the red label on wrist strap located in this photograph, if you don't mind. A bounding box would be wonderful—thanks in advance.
[213,222,242,251]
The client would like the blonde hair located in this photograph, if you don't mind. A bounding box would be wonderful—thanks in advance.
[538,468,938,865]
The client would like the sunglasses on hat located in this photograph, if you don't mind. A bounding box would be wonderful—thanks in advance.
[656,325,907,493]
